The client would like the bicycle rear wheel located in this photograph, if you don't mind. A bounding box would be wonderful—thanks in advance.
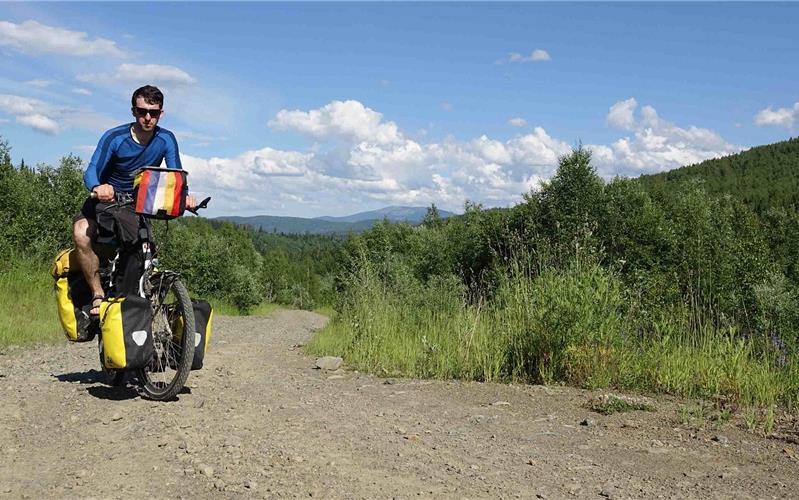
[138,274,195,401]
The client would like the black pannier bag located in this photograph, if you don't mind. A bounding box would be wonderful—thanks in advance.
[111,248,144,298]
[95,202,141,248]
[173,299,214,370]
[93,201,145,298]
[98,295,154,370]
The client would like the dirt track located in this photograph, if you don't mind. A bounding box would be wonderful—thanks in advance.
[1,310,798,499]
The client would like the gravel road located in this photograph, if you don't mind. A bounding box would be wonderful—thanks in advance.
[1,310,798,499]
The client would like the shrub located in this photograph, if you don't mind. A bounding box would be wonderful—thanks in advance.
[497,259,625,387]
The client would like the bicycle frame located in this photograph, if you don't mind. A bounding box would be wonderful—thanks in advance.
[98,212,182,312]
[94,191,210,304]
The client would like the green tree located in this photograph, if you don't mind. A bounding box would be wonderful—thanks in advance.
[537,146,605,261]
[422,203,442,227]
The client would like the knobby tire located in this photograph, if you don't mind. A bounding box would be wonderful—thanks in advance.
[138,277,195,401]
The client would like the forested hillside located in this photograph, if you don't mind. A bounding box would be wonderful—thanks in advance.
[217,206,455,235]
[639,137,799,212]
[316,205,455,223]
[216,214,376,235]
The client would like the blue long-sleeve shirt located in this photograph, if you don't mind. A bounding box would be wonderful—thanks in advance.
[84,123,182,193]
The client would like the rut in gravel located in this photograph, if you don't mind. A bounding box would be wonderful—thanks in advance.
[1,310,798,499]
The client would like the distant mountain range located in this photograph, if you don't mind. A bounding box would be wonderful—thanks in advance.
[315,206,454,223]
[216,205,455,235]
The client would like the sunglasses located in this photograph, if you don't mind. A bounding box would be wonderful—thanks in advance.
[133,106,162,118]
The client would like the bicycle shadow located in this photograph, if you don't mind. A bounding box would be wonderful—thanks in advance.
[87,385,140,401]
[53,370,139,400]
[52,370,193,401]
[53,369,107,384]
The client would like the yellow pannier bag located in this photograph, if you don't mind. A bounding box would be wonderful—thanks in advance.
[52,249,94,342]
[51,248,74,278]
[99,296,154,370]
[173,300,213,370]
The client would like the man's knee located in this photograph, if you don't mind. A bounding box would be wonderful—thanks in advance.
[73,218,93,249]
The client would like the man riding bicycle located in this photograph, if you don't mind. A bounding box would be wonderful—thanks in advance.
[72,85,197,317]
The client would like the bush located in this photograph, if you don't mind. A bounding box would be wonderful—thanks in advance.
[154,218,264,312]
[497,259,625,387]
[0,148,85,260]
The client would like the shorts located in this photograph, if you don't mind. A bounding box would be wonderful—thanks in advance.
[73,193,141,246]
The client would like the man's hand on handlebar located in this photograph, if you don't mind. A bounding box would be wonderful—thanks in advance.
[187,196,211,215]
[92,184,115,202]
[186,195,197,211]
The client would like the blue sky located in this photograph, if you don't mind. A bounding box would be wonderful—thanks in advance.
[1,2,797,217]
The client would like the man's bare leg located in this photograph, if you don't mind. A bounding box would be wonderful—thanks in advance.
[73,218,104,312]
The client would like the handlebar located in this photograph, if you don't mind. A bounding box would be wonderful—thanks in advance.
[90,191,211,215]
[186,197,211,215]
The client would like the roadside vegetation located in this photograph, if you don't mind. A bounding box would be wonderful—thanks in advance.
[308,141,799,426]
[0,257,59,346]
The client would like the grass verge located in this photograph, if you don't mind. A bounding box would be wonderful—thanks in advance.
[1,258,283,348]
[306,259,798,429]
[0,258,62,347]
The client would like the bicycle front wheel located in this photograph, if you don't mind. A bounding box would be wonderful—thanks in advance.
[139,275,195,401]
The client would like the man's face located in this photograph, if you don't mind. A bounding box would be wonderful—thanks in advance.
[131,96,162,132]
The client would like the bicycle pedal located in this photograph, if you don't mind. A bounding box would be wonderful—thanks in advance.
[76,310,91,330]
[75,309,98,342]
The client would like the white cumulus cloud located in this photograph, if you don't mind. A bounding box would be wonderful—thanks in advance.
[754,101,799,128]
[78,63,197,87]
[606,98,638,130]
[0,94,61,134]
[0,93,115,135]
[596,98,741,176]
[17,113,59,135]
[181,149,317,213]
[190,100,575,214]
[509,117,527,127]
[0,20,125,57]
[184,148,311,192]
[182,99,740,216]
[269,100,403,146]
[0,94,48,116]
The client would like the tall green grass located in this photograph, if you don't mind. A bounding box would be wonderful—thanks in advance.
[308,259,508,381]
[0,258,62,347]
[307,255,798,417]
[0,257,282,348]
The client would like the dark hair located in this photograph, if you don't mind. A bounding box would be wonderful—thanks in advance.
[131,85,164,108]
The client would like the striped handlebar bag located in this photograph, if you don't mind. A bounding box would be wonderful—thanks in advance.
[133,167,188,219]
